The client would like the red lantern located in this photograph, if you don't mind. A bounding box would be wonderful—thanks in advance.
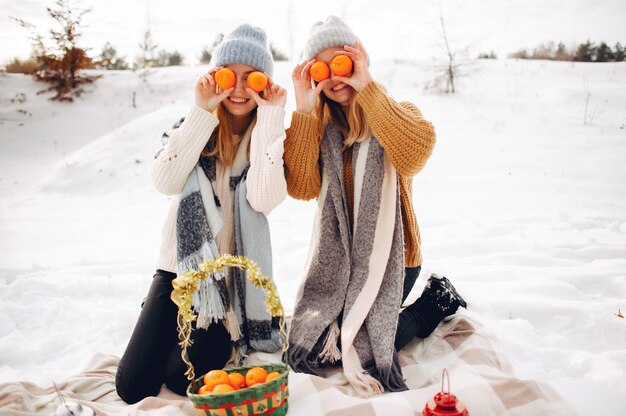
[423,369,469,416]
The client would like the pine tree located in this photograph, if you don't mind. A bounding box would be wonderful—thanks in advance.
[614,43,625,62]
[575,40,595,62]
[478,51,497,59]
[153,50,184,67]
[555,42,572,61]
[166,51,184,66]
[95,41,129,70]
[135,29,158,81]
[199,47,212,64]
[594,42,614,62]
[13,0,99,101]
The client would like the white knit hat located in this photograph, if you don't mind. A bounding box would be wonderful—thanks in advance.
[211,24,274,77]
[303,15,360,61]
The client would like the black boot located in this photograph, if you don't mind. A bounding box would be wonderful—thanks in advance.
[419,274,467,316]
[396,274,467,350]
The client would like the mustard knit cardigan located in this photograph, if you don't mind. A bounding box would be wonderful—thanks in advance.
[283,81,435,267]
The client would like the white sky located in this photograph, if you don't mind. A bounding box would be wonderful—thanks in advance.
[1,0,624,65]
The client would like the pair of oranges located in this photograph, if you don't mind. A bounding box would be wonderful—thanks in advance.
[197,367,282,395]
[309,55,353,82]
[214,68,268,92]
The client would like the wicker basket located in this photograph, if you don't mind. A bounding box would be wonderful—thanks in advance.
[186,363,289,416]
[172,254,289,416]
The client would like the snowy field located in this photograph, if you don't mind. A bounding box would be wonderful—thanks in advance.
[0,59,625,415]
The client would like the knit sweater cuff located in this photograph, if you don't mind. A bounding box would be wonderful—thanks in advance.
[289,111,319,140]
[354,81,389,114]
[246,106,287,215]
[288,112,320,157]
[253,105,286,166]
[184,105,219,139]
[256,106,286,140]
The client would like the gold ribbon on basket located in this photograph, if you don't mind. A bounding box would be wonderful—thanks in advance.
[171,254,288,380]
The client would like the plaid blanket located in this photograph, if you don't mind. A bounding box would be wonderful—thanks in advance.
[0,314,574,415]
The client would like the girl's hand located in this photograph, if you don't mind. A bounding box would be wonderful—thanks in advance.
[292,60,329,114]
[195,68,234,112]
[246,76,287,108]
[333,42,373,92]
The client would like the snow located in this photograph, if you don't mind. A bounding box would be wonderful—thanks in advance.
[1,59,625,415]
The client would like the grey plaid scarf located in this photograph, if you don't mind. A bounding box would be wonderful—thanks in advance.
[173,119,281,363]
[288,123,407,396]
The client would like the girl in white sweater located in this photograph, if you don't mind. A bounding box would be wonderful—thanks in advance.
[116,24,287,403]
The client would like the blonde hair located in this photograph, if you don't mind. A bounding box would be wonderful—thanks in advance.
[315,93,372,148]
[202,103,256,166]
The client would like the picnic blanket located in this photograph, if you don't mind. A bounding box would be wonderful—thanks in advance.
[0,313,575,416]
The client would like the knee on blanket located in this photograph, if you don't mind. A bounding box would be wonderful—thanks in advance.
[115,365,162,404]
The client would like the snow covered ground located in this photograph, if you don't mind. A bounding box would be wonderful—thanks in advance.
[0,59,625,415]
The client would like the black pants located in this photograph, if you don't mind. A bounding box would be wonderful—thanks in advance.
[115,270,232,404]
[395,266,425,351]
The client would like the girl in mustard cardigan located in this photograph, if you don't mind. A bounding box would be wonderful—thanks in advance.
[285,16,467,396]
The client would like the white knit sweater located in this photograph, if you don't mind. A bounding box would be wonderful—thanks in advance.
[151,104,287,273]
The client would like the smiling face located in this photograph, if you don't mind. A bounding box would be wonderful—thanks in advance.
[316,47,354,107]
[220,63,259,117]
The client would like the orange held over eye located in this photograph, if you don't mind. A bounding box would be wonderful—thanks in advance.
[215,68,236,90]
[212,384,236,394]
[310,61,330,82]
[245,367,268,386]
[331,55,353,76]
[228,372,246,390]
[247,71,268,92]
[204,369,230,391]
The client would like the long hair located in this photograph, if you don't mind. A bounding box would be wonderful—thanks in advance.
[202,102,257,165]
[315,91,372,148]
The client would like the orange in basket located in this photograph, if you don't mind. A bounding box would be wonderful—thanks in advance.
[212,384,236,394]
[245,367,268,386]
[203,370,230,392]
[229,372,246,390]
[266,372,281,382]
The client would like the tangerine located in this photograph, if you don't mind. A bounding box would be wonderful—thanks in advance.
[247,71,268,92]
[228,372,246,390]
[197,384,212,395]
[203,369,230,391]
[330,55,353,76]
[245,367,268,386]
[310,61,330,82]
[266,371,281,382]
[215,68,236,90]
[212,383,236,394]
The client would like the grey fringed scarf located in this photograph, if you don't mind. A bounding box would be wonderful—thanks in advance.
[174,122,281,363]
[288,123,407,396]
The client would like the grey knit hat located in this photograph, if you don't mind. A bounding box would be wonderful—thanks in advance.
[211,24,273,77]
[303,15,360,61]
